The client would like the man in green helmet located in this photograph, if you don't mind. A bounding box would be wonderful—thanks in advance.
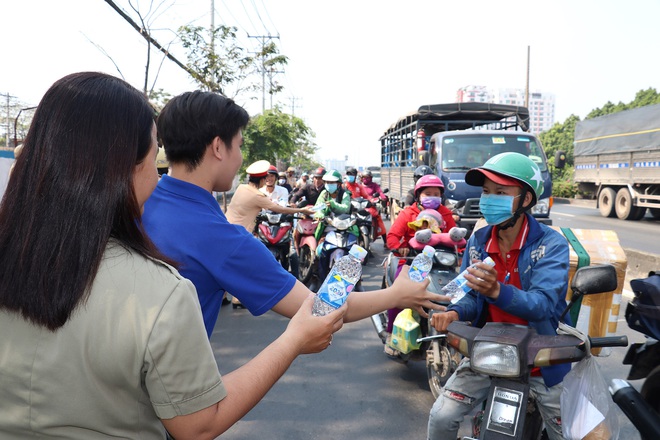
[427,152,570,440]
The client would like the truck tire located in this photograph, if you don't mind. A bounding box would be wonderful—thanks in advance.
[615,188,646,220]
[598,187,617,218]
[650,208,660,220]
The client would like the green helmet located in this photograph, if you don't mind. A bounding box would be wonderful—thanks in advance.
[322,169,342,182]
[465,152,544,205]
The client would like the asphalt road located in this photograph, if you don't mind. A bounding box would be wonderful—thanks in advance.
[210,221,647,439]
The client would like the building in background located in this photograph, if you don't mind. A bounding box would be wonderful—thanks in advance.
[456,85,556,134]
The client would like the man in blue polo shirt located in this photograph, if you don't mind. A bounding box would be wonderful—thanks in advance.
[143,91,449,338]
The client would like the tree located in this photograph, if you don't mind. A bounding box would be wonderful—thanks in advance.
[178,25,288,101]
[242,108,317,174]
[539,88,660,197]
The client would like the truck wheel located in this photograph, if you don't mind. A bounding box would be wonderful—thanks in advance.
[615,188,645,220]
[650,208,660,219]
[598,187,617,218]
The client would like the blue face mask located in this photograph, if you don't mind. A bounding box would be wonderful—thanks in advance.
[325,183,338,193]
[479,193,520,225]
[347,175,356,183]
[420,196,442,210]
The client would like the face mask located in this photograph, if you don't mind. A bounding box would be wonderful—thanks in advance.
[278,178,286,185]
[362,177,372,184]
[479,193,520,225]
[347,175,356,183]
[420,196,442,210]
[325,183,338,193]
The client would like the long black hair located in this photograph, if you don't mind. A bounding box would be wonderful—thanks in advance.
[0,72,174,330]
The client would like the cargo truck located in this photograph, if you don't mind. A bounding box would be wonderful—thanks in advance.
[573,103,660,220]
[380,103,554,233]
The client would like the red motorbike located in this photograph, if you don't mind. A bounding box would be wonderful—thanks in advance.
[294,215,320,286]
[256,210,294,272]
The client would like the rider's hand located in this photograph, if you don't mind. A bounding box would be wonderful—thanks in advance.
[284,293,346,354]
[465,260,500,300]
[430,310,459,332]
[390,265,450,318]
[301,206,316,216]
[398,247,410,257]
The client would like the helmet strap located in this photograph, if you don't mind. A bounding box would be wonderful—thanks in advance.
[498,187,528,231]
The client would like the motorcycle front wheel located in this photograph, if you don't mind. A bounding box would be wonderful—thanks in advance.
[298,245,314,284]
[426,327,462,399]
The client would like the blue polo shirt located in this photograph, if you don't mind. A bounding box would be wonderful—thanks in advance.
[142,175,296,337]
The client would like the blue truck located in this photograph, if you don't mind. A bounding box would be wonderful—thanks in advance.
[379,102,554,233]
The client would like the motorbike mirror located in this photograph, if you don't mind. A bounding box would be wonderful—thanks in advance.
[560,264,618,322]
[571,264,618,296]
[383,188,389,193]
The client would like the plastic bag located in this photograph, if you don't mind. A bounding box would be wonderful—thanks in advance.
[561,356,619,440]
[388,309,420,354]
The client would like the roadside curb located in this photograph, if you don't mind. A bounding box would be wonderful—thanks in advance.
[623,248,660,298]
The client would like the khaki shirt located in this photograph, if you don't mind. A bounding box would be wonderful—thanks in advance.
[226,183,286,231]
[0,241,226,439]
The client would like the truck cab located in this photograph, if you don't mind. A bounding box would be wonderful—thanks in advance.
[429,130,553,231]
[380,103,554,235]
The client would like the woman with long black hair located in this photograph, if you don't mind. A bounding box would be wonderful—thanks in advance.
[0,72,342,440]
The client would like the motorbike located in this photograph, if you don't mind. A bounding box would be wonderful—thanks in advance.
[313,212,359,290]
[294,214,320,286]
[350,196,375,264]
[444,264,628,440]
[255,210,294,272]
[609,270,660,440]
[378,188,390,220]
[371,243,463,398]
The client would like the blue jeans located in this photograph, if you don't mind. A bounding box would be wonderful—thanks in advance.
[427,358,563,440]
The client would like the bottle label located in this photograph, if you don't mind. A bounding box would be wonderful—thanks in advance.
[409,265,429,283]
[318,274,354,309]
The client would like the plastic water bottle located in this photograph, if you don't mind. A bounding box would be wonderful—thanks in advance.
[442,256,496,303]
[408,245,435,282]
[312,244,368,316]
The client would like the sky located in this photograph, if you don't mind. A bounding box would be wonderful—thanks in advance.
[2,0,660,168]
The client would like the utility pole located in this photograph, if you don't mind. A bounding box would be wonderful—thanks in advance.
[288,96,302,117]
[525,45,530,108]
[1,92,16,149]
[248,34,281,113]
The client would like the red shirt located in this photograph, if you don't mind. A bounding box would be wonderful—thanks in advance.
[484,217,541,375]
[386,203,456,251]
[345,181,372,200]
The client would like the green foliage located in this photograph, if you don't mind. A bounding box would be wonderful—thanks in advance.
[178,25,288,100]
[178,25,253,95]
[148,88,172,112]
[241,108,318,175]
[539,88,660,197]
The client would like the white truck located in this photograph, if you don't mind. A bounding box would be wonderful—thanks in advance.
[573,104,660,220]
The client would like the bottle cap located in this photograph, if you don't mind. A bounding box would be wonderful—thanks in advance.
[349,244,368,261]
[422,245,435,257]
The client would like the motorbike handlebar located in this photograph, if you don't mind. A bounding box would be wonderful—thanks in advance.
[589,335,629,348]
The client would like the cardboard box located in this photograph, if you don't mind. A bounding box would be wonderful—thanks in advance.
[554,228,628,355]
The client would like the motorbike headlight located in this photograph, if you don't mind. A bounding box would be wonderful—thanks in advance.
[333,218,350,230]
[531,197,550,216]
[434,251,457,267]
[267,213,282,223]
[471,342,520,377]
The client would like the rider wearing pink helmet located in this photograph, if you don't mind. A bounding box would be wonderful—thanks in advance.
[383,174,458,348]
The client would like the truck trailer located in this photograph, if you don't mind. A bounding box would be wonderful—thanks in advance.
[379,102,554,233]
[573,104,660,220]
